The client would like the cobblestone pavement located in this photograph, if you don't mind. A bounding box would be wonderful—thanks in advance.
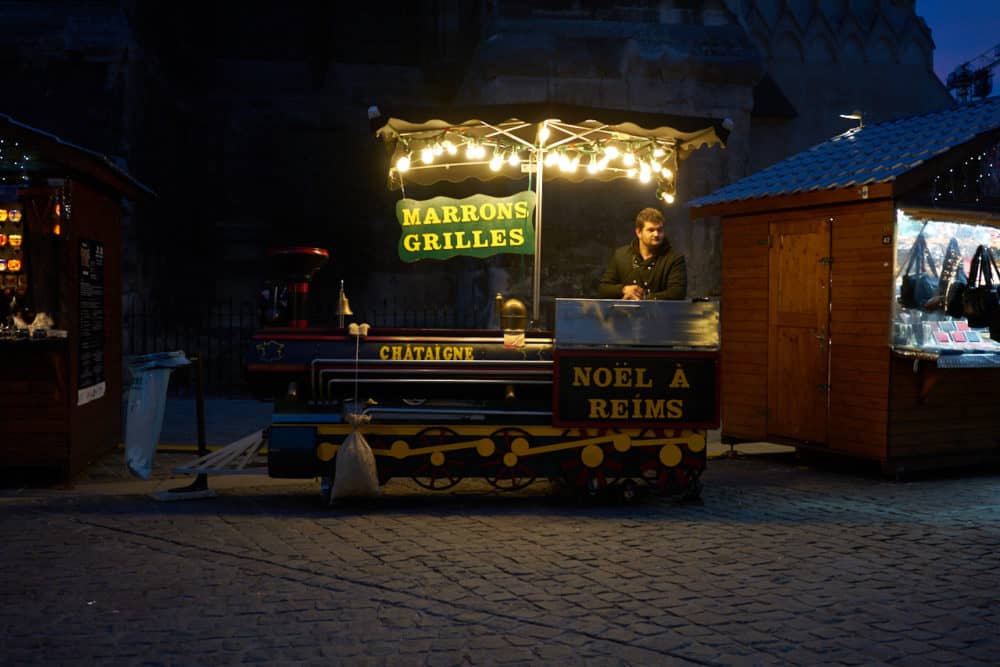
[2,439,999,667]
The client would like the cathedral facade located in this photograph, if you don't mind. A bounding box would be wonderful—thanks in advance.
[0,0,953,322]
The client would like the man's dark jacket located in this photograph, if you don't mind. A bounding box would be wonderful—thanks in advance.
[597,238,687,300]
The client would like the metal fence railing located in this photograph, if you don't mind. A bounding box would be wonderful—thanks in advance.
[122,296,490,396]
[310,297,485,329]
[123,298,257,397]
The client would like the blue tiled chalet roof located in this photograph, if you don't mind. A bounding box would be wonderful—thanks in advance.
[689,97,1000,209]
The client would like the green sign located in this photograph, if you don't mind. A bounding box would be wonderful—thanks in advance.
[396,191,536,262]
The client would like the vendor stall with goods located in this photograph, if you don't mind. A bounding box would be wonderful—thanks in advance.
[690,98,1000,475]
[0,113,151,482]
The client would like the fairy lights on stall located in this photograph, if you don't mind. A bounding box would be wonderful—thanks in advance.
[0,137,30,279]
[929,143,1000,205]
[0,137,31,184]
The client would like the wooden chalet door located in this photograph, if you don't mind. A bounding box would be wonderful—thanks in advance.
[768,218,831,443]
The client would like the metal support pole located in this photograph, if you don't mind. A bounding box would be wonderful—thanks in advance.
[192,354,208,490]
[165,353,210,495]
[531,142,544,325]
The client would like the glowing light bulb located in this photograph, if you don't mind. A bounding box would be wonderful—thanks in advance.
[475,144,487,159]
[653,147,665,158]
[433,143,444,156]
[627,168,637,178]
[489,153,503,171]
[623,152,635,167]
[539,125,550,144]
[639,169,651,183]
[545,151,560,167]
[396,155,411,172]
[651,160,661,172]
[466,143,477,159]
[604,145,620,159]
[507,151,521,167]
[559,153,572,171]
[662,192,675,204]
[444,140,457,155]
[587,156,600,174]
[661,167,673,179]
[420,147,434,164]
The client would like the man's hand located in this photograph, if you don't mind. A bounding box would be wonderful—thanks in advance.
[622,285,645,300]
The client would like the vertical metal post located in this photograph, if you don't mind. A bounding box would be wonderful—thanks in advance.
[338,280,346,329]
[532,135,544,325]
[191,353,209,491]
[164,352,213,497]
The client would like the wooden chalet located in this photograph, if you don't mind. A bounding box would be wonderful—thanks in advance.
[690,98,1000,475]
[0,113,152,483]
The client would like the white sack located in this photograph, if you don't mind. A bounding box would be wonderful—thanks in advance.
[331,414,380,499]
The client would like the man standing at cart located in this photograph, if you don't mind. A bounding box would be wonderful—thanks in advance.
[598,207,686,300]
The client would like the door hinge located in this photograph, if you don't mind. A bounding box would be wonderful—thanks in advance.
[817,383,830,392]
[819,256,833,265]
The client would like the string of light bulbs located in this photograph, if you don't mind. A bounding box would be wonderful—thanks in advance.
[390,130,679,204]
[930,147,999,205]
[0,137,31,184]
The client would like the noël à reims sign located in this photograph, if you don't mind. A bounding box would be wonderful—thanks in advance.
[395,191,536,262]
[553,350,719,428]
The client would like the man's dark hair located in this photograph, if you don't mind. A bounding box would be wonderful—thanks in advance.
[635,207,664,231]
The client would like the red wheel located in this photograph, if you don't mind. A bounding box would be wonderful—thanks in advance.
[485,428,536,491]
[635,428,703,499]
[410,427,464,490]
[558,428,623,497]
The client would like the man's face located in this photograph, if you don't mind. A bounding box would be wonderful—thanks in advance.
[636,220,664,252]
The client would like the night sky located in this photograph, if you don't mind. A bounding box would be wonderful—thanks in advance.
[919,0,1000,85]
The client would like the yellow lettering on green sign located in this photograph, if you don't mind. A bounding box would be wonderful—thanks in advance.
[401,209,422,226]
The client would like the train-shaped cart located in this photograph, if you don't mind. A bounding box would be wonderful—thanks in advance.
[246,293,719,502]
[238,104,728,501]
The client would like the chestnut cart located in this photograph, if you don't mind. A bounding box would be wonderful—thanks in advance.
[238,103,729,500]
[247,292,720,502]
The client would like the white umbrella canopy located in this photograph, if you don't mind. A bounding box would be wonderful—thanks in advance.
[369,102,731,321]
[372,102,730,193]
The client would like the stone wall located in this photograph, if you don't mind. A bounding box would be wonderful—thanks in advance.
[0,0,956,326]
[735,0,951,173]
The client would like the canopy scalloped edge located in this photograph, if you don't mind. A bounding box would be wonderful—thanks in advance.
[371,102,730,191]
